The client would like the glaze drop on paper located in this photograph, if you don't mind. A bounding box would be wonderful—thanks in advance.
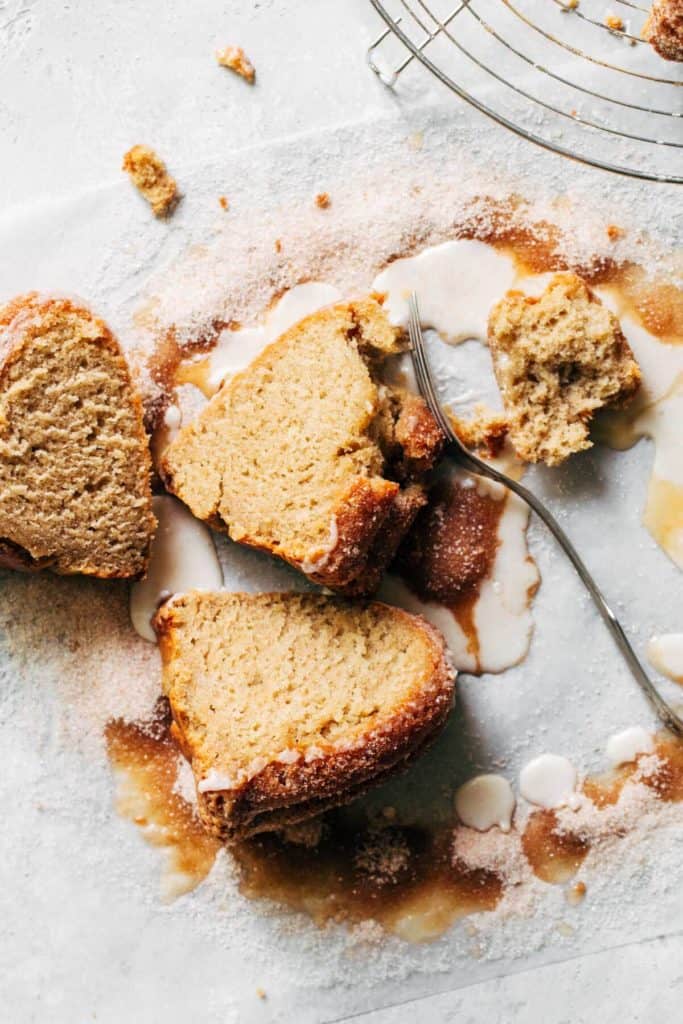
[454,774,515,832]
[519,754,580,810]
[605,726,655,767]
[372,239,517,343]
[130,495,223,642]
[648,633,683,683]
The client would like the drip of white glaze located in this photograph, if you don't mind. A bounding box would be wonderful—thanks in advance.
[519,754,580,810]
[205,281,342,393]
[130,495,223,642]
[372,239,517,344]
[377,470,538,675]
[648,633,683,684]
[605,727,655,767]
[454,774,515,832]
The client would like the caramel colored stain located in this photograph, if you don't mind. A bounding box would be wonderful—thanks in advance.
[643,477,683,569]
[105,715,220,900]
[234,827,502,943]
[521,810,590,884]
[105,715,502,939]
[397,476,505,671]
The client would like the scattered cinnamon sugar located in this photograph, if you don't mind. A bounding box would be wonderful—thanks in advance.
[122,145,179,218]
[315,192,331,209]
[218,196,229,211]
[216,45,255,83]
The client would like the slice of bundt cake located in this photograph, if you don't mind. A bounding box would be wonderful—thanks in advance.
[487,273,641,466]
[161,298,443,595]
[155,591,455,842]
[0,294,155,577]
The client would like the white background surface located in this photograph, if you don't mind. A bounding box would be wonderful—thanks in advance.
[1,2,682,1022]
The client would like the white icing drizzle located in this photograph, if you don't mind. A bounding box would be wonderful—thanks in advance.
[648,633,683,684]
[454,774,515,832]
[205,281,342,394]
[519,754,580,810]
[130,495,223,642]
[377,470,538,675]
[605,727,655,767]
[372,239,517,343]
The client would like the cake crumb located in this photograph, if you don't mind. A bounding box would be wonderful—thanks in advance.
[256,987,266,1000]
[606,224,625,241]
[216,45,255,83]
[122,145,179,218]
[566,880,587,905]
[605,12,625,31]
[274,238,282,254]
[315,192,331,209]
[218,196,229,211]
[561,0,579,10]
[487,272,641,466]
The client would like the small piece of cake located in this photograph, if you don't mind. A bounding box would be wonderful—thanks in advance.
[487,273,641,466]
[162,298,443,595]
[0,294,155,577]
[216,45,256,82]
[155,591,455,842]
[122,145,179,218]
[642,1,683,60]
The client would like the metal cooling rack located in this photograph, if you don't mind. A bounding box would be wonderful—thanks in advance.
[367,0,683,183]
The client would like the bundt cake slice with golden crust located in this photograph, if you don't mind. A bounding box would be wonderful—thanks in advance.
[155,591,455,843]
[162,298,443,595]
[0,294,155,577]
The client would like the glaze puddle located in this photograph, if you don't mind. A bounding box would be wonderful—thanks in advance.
[381,465,538,675]
[106,713,683,940]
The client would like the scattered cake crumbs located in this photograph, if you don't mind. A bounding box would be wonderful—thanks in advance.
[216,45,255,82]
[274,238,282,253]
[606,224,625,241]
[315,192,331,209]
[605,13,625,31]
[218,196,229,211]
[122,145,179,218]
[561,0,579,10]
[566,880,587,905]
[256,987,266,1000]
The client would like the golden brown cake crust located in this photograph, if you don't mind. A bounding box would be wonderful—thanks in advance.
[155,593,455,843]
[0,293,156,578]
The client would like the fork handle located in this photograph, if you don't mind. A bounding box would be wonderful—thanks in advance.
[460,446,683,737]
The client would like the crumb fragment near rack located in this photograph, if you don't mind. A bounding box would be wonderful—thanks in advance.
[216,45,256,82]
[122,145,179,218]
[315,192,331,209]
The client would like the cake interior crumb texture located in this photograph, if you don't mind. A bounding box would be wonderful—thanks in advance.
[155,591,454,840]
[642,0,683,61]
[162,298,442,593]
[487,273,641,466]
[122,145,179,217]
[0,295,155,577]
[215,45,256,82]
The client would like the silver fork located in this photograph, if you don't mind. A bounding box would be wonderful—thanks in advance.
[407,291,683,738]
